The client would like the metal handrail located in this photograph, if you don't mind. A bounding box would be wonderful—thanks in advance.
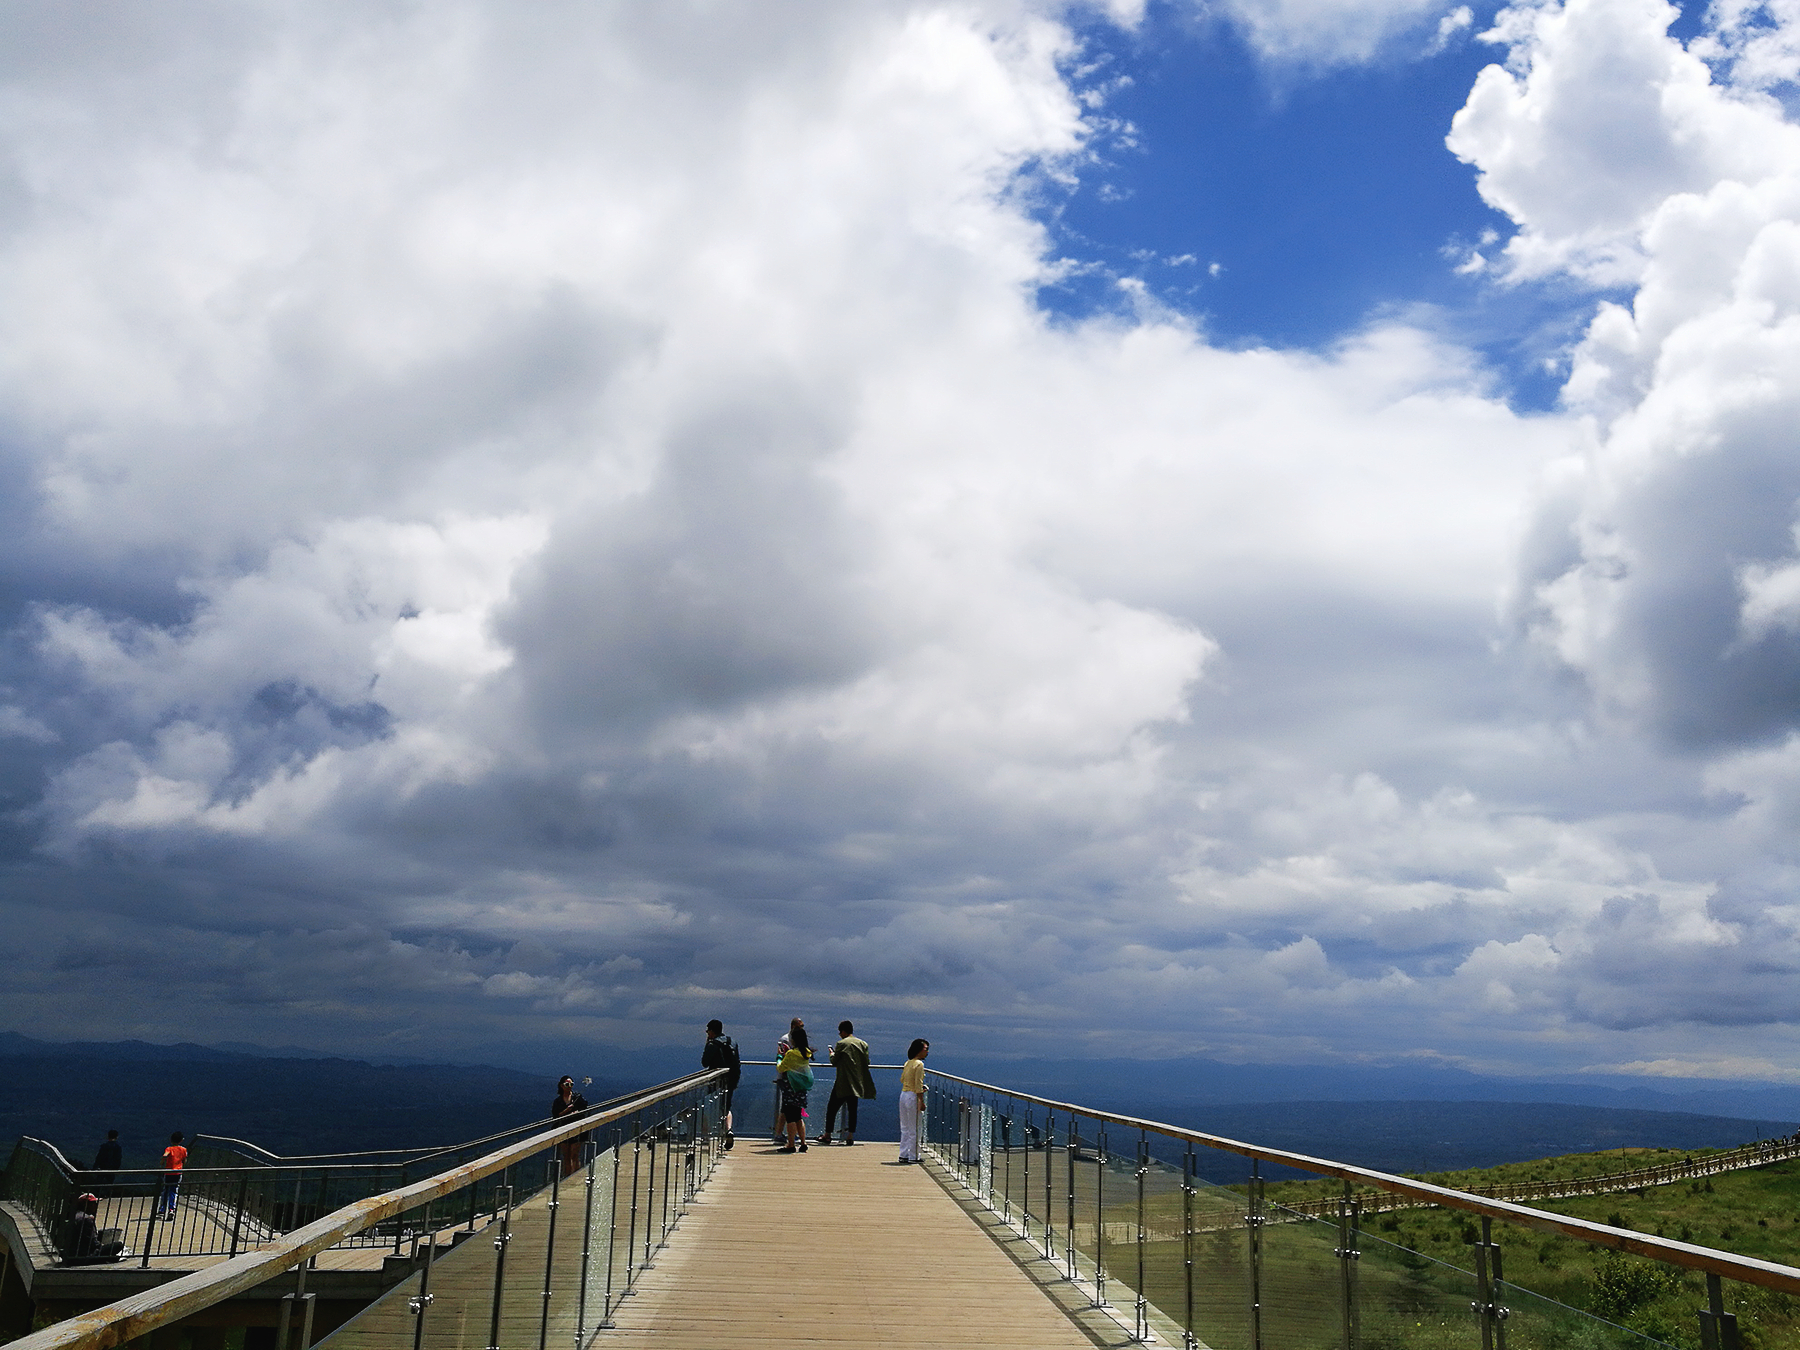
[926,1066,1800,1295]
[2,1067,728,1350]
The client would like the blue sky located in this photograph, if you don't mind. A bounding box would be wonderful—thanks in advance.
[1040,0,1662,406]
[3,0,1800,1085]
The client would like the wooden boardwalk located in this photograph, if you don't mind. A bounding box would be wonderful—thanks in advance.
[317,1140,1131,1350]
[593,1141,1122,1350]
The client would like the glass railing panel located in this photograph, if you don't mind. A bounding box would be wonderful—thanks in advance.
[1185,1170,1255,1350]
[1356,1226,1482,1348]
[312,1192,513,1350]
[317,1093,721,1350]
[1258,1202,1349,1350]
[1497,1279,1681,1350]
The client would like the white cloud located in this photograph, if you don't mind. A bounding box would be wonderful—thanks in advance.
[1199,0,1460,65]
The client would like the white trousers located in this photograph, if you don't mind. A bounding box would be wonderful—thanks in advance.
[899,1090,921,1160]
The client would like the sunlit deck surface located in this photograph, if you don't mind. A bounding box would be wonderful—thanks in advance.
[322,1141,1126,1350]
[0,1194,397,1275]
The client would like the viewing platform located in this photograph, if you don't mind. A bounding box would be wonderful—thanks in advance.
[9,1065,1800,1350]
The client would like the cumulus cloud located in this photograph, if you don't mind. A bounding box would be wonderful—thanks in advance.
[4,0,1800,1078]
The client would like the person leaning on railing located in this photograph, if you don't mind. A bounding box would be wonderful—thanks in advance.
[551,1076,589,1177]
[897,1039,928,1164]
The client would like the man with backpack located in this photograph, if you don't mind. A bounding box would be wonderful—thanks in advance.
[702,1020,742,1150]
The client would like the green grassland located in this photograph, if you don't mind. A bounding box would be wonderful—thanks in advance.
[1255,1147,1800,1349]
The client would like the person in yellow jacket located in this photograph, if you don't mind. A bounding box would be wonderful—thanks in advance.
[777,1025,815,1153]
[898,1039,928,1163]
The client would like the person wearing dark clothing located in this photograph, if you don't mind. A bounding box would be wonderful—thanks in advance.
[702,1020,742,1149]
[91,1130,122,1194]
[821,1022,876,1145]
[552,1076,590,1176]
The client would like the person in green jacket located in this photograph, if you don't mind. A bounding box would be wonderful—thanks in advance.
[820,1021,876,1145]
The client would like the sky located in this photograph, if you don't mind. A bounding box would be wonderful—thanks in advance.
[4,0,1800,1084]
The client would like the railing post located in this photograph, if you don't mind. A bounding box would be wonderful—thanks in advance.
[1020,1107,1032,1246]
[278,1261,315,1350]
[1044,1110,1056,1260]
[660,1120,674,1242]
[575,1143,597,1347]
[1183,1143,1197,1350]
[1066,1119,1079,1281]
[601,1127,623,1327]
[140,1190,157,1268]
[484,1184,514,1350]
[393,1165,408,1255]
[538,1160,560,1350]
[408,1201,436,1350]
[1094,1126,1108,1308]
[1248,1159,1265,1350]
[1337,1185,1361,1350]
[1700,1273,1743,1350]
[625,1121,642,1291]
[1135,1134,1149,1341]
[1000,1108,1013,1225]
[1472,1214,1507,1350]
[643,1130,659,1266]
[228,1171,250,1259]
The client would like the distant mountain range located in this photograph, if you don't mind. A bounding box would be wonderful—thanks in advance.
[2,1031,1794,1177]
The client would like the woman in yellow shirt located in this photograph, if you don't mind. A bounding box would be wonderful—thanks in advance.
[898,1039,928,1163]
[777,1025,815,1153]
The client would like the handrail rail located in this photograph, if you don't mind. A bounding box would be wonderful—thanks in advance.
[926,1066,1800,1296]
[18,1137,85,1176]
[3,1067,727,1350]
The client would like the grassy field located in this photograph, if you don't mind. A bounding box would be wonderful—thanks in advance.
[1256,1147,1800,1349]
[978,1140,1800,1347]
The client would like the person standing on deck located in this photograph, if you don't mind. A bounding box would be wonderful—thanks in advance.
[702,1020,741,1150]
[898,1039,928,1164]
[91,1129,122,1195]
[820,1022,875,1144]
[777,1025,814,1153]
[158,1131,186,1216]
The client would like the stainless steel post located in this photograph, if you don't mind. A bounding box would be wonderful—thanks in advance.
[1066,1120,1079,1281]
[1044,1110,1056,1260]
[575,1146,597,1347]
[642,1132,659,1264]
[625,1125,641,1291]
[1094,1126,1108,1308]
[601,1128,622,1327]
[484,1184,514,1350]
[1135,1135,1149,1341]
[1001,1106,1013,1226]
[1183,1143,1197,1350]
[538,1160,559,1350]
[1248,1160,1265,1350]
[1020,1107,1032,1245]
[409,1200,436,1350]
